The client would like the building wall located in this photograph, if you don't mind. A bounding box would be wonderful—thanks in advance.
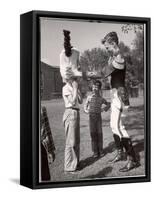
[41,62,63,100]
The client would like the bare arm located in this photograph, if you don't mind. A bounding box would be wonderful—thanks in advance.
[71,81,79,106]
[84,96,90,114]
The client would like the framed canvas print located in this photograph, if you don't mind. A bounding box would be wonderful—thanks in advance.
[20,10,151,189]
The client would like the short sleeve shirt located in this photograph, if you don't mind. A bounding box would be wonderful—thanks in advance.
[87,94,107,114]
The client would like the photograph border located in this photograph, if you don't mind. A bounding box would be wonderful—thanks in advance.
[20,10,151,189]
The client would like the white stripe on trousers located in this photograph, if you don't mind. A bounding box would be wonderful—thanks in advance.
[110,89,129,139]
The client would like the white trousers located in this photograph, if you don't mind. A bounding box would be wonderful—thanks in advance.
[110,89,129,139]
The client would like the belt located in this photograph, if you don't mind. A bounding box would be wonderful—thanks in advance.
[89,112,101,115]
[65,107,80,111]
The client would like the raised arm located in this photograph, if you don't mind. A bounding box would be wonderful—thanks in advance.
[71,81,79,106]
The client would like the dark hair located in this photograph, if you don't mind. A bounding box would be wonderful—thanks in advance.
[93,80,102,89]
[63,30,72,57]
[101,31,119,45]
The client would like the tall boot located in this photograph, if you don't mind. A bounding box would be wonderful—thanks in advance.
[119,138,140,172]
[108,134,124,163]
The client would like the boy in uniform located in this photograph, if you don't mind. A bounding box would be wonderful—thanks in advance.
[101,32,140,172]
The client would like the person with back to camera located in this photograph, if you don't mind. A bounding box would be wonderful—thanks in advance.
[60,30,82,106]
[60,30,83,173]
[60,30,101,106]
[62,78,83,173]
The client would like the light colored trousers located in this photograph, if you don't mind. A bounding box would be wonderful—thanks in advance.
[63,108,80,171]
[110,89,129,139]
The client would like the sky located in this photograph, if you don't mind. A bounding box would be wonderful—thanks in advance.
[40,17,142,66]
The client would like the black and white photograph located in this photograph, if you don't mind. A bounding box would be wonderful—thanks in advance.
[1,0,154,197]
[39,16,148,183]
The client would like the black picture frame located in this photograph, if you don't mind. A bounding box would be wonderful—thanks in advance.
[20,10,151,189]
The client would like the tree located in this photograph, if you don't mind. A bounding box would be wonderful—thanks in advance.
[118,42,133,90]
[80,47,109,71]
[121,24,143,34]
[121,24,144,84]
[131,31,144,83]
[80,48,109,90]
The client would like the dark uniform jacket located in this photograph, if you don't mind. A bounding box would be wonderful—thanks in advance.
[110,66,126,89]
[104,53,129,105]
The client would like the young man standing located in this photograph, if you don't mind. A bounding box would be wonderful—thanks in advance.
[101,32,140,172]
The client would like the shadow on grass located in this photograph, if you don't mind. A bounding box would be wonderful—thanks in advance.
[103,142,116,155]
[102,138,144,163]
[78,142,115,171]
[82,166,113,179]
[78,156,100,171]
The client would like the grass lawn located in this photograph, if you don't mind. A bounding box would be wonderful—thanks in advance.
[42,96,145,182]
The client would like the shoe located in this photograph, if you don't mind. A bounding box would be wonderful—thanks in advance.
[119,160,140,172]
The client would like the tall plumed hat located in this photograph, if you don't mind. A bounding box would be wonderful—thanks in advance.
[63,30,73,57]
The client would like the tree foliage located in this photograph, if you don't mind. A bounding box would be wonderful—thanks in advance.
[130,31,144,84]
[121,24,144,84]
[80,48,109,90]
[121,24,143,34]
[80,48,109,72]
